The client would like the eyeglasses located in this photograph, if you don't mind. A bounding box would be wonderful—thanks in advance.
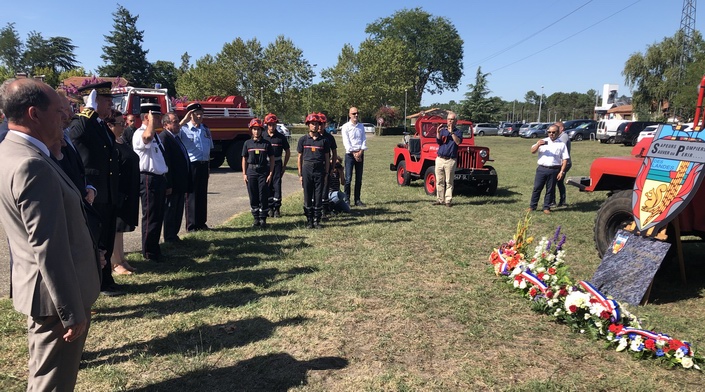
[350,113,359,116]
[547,132,557,134]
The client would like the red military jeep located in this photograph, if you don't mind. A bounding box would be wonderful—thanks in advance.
[389,114,498,195]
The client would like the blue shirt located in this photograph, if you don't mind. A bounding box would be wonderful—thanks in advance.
[180,122,213,162]
[436,127,463,158]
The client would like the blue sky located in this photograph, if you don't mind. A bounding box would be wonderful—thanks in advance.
[2,0,691,105]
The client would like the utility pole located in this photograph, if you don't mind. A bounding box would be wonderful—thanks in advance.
[537,86,544,122]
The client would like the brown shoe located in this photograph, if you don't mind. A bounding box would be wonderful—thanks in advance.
[431,201,444,206]
[445,202,452,207]
[543,209,551,214]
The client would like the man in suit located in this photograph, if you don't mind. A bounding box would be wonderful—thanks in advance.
[160,112,192,242]
[68,81,123,296]
[0,78,101,391]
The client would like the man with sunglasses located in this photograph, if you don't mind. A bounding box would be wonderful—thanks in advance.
[529,124,569,214]
[341,107,367,206]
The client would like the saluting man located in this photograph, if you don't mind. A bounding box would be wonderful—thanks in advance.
[133,103,168,261]
[297,113,330,228]
[262,113,290,218]
[180,102,213,231]
[242,118,275,228]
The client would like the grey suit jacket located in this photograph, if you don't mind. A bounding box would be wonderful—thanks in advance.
[0,132,101,327]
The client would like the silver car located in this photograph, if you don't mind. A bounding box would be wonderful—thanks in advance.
[473,123,499,136]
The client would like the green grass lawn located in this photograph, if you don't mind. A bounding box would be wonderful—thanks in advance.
[1,135,704,391]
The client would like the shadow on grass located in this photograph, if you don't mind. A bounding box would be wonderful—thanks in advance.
[83,316,313,369]
[129,352,348,392]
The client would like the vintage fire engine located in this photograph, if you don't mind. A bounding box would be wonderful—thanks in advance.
[390,114,498,195]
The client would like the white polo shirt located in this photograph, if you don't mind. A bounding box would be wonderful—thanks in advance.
[536,138,569,167]
[133,125,168,175]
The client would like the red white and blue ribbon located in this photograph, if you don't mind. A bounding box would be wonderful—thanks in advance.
[579,280,621,321]
[496,250,510,275]
[616,326,671,342]
[521,270,548,293]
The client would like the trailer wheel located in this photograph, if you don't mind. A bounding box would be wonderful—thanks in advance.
[424,166,436,196]
[396,160,411,186]
[226,140,245,171]
[210,153,225,169]
[594,190,633,258]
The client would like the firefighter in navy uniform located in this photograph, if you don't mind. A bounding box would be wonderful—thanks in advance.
[262,113,290,218]
[297,114,330,229]
[316,113,337,219]
[242,118,275,228]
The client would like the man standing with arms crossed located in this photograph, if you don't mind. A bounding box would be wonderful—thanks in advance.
[180,102,213,231]
[0,79,101,391]
[341,106,367,207]
[433,111,463,207]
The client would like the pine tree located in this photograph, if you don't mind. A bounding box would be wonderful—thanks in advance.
[98,5,151,86]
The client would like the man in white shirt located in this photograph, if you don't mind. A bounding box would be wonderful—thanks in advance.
[133,103,168,261]
[180,102,213,231]
[341,106,368,206]
[529,124,569,214]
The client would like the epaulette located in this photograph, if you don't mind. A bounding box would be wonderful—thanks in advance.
[78,108,97,119]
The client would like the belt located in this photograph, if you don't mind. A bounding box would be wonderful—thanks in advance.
[140,171,166,176]
[192,161,209,165]
[247,164,267,169]
[540,165,562,169]
[437,155,455,160]
[274,156,283,161]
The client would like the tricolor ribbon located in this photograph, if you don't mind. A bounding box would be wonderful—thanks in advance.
[496,250,510,275]
[616,326,671,343]
[521,270,548,293]
[579,281,621,321]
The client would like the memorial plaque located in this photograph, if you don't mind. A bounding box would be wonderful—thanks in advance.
[590,229,671,305]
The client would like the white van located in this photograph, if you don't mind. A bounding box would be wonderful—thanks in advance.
[596,119,631,144]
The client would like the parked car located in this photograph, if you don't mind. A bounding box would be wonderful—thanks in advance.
[614,121,661,146]
[518,122,538,137]
[566,120,597,141]
[500,122,523,137]
[596,119,630,144]
[521,122,551,138]
[473,123,500,136]
[362,123,375,133]
[636,125,659,144]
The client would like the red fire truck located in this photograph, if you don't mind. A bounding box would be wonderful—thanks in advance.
[111,86,254,170]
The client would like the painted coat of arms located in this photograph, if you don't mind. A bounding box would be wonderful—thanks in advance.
[632,124,705,233]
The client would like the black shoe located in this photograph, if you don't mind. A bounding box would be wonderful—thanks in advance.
[354,200,366,207]
[273,208,281,218]
[165,237,181,243]
[259,219,267,229]
[306,221,314,229]
[100,284,126,297]
[252,220,260,227]
[313,220,322,229]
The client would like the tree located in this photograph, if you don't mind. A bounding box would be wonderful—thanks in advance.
[98,5,152,86]
[0,23,22,72]
[460,67,500,122]
[262,36,311,121]
[179,52,191,74]
[321,44,359,123]
[152,60,178,96]
[623,30,705,119]
[175,54,227,100]
[365,8,463,104]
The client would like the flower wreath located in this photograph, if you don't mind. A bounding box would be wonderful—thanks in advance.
[488,213,703,370]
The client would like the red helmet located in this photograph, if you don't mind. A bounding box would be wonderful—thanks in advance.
[264,113,278,124]
[305,113,319,124]
[249,118,264,129]
[318,112,327,123]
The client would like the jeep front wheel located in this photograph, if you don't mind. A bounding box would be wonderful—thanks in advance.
[424,166,436,196]
[396,160,411,186]
[594,190,633,258]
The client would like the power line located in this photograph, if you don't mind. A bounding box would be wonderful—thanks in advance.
[467,0,594,69]
[489,0,642,74]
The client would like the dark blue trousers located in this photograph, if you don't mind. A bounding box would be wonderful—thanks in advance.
[530,166,559,210]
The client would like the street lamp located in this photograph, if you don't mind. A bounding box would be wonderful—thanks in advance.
[537,85,544,122]
[308,63,317,113]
